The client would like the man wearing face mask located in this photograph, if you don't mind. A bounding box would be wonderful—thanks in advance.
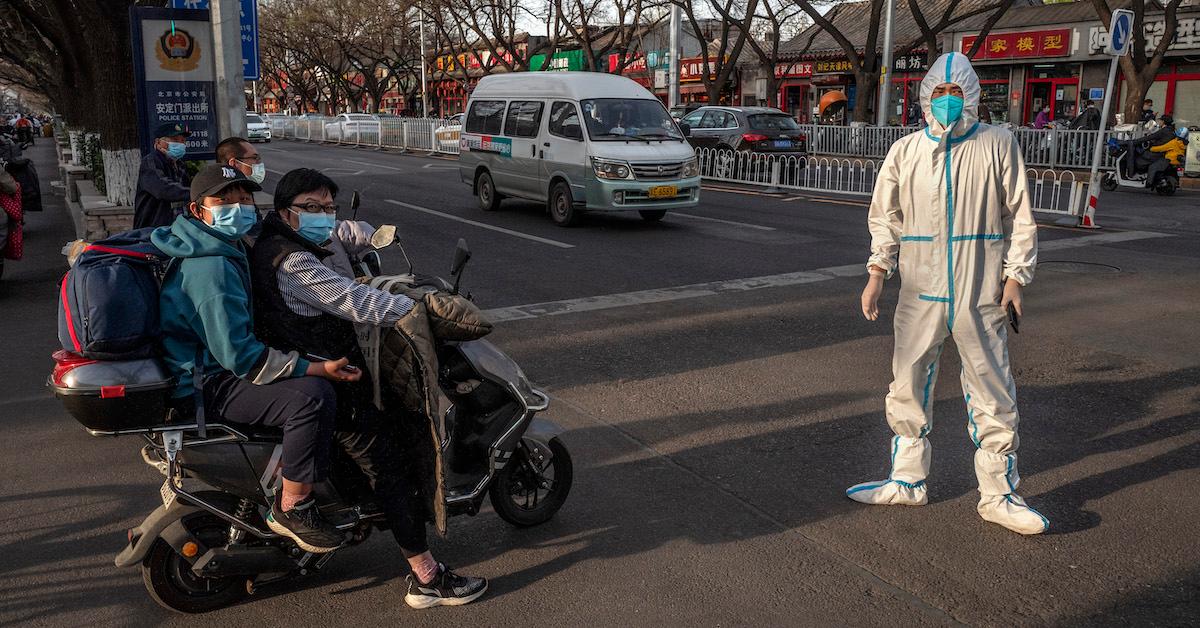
[849,53,1047,535]
[152,164,363,554]
[133,123,194,229]
[215,136,267,184]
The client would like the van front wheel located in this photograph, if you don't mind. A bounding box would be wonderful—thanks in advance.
[477,171,502,211]
[639,210,667,222]
[548,181,580,227]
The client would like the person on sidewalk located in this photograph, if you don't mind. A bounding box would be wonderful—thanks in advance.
[152,163,362,553]
[247,168,488,608]
[850,52,1048,535]
[133,123,193,229]
[215,136,266,184]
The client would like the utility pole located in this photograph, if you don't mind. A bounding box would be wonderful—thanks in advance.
[668,4,680,109]
[211,0,247,138]
[419,8,429,118]
[875,0,896,126]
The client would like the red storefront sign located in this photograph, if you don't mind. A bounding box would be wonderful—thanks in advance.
[680,56,724,82]
[607,52,648,73]
[775,61,813,78]
[960,29,1071,60]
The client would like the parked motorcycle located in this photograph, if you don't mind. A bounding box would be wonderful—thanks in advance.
[49,226,573,613]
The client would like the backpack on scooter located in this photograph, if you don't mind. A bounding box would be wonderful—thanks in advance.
[57,228,169,360]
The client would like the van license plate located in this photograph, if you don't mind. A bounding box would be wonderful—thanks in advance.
[160,479,177,509]
[648,185,677,199]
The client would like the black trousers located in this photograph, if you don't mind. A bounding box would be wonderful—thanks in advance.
[332,380,429,557]
[203,373,338,485]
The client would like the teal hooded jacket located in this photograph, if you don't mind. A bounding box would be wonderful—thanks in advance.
[152,216,310,398]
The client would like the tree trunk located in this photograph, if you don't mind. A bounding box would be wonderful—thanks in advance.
[853,70,878,123]
[1121,72,1151,125]
[102,148,139,206]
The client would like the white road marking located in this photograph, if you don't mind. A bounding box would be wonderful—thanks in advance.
[422,162,458,169]
[384,199,575,249]
[1038,229,1170,251]
[266,168,288,176]
[343,159,405,171]
[670,212,777,231]
[484,229,1171,323]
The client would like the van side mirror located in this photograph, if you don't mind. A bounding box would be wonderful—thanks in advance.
[678,123,691,137]
[563,123,583,141]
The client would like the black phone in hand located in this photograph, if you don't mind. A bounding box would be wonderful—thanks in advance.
[1007,302,1020,334]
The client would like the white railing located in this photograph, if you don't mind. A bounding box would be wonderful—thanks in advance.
[795,123,1137,170]
[270,115,460,155]
[695,146,1084,215]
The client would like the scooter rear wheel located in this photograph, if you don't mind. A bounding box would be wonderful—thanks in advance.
[1100,173,1118,192]
[490,437,573,527]
[141,499,250,613]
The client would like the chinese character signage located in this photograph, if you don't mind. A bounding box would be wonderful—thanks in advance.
[529,50,585,72]
[814,59,855,74]
[961,29,1072,60]
[1088,17,1199,54]
[680,57,726,82]
[130,8,218,160]
[775,61,814,78]
[169,0,260,81]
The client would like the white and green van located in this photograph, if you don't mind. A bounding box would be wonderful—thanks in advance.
[458,72,700,226]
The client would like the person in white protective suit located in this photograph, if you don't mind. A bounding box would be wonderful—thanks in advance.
[848,52,1049,535]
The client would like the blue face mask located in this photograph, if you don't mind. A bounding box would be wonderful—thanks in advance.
[291,209,336,244]
[165,141,187,160]
[931,94,965,126]
[205,203,257,239]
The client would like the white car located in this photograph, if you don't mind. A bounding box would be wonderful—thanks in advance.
[434,113,464,151]
[245,113,272,143]
[325,113,381,143]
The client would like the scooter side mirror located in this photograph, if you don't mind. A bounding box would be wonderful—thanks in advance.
[350,190,361,219]
[370,224,397,249]
[451,238,471,277]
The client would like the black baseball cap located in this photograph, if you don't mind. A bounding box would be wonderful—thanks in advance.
[153,122,192,139]
[190,163,262,203]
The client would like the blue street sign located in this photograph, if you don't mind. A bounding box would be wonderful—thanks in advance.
[170,0,259,80]
[1105,10,1134,56]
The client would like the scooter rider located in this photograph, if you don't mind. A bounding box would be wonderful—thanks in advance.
[247,168,488,609]
[152,164,362,554]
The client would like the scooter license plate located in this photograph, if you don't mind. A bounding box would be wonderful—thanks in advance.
[648,185,677,199]
[160,479,177,509]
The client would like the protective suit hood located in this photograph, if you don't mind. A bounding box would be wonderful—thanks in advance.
[920,52,981,137]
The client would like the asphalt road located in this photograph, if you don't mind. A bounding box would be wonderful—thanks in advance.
[2,139,1198,626]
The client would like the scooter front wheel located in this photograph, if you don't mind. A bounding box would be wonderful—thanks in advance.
[1100,173,1118,192]
[490,437,573,527]
[141,507,250,613]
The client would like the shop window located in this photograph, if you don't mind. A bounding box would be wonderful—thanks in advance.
[1172,80,1199,128]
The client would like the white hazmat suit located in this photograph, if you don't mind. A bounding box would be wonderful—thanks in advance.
[846,53,1048,535]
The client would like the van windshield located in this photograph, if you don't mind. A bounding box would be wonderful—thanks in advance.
[581,99,683,141]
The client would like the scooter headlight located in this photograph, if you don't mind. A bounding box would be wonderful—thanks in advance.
[592,157,634,180]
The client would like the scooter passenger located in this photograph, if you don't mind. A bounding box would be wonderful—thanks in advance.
[152,164,362,555]
[1145,119,1188,188]
[247,168,488,609]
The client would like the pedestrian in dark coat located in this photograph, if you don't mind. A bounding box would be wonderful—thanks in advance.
[133,122,193,229]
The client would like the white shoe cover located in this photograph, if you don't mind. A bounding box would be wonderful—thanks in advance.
[846,436,930,506]
[977,493,1049,535]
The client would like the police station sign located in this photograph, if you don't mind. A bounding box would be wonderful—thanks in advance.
[130,7,219,160]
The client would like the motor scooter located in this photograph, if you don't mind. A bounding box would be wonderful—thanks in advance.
[1102,137,1181,196]
[49,222,573,613]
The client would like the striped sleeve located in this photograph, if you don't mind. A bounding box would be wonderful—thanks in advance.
[278,251,415,325]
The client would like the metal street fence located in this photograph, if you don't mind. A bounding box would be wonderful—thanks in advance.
[796,124,1136,170]
[270,116,461,156]
[694,147,1085,216]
